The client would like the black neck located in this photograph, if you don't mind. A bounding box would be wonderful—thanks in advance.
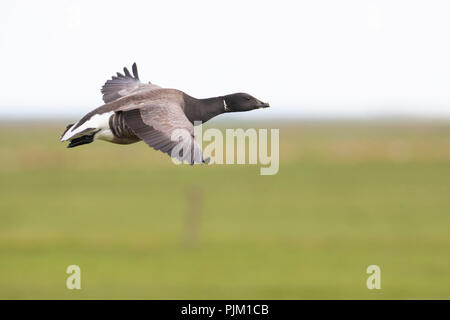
[183,94,226,124]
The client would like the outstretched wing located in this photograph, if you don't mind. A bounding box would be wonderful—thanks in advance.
[101,63,161,103]
[122,102,207,164]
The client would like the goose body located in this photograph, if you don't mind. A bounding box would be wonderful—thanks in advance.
[60,63,270,163]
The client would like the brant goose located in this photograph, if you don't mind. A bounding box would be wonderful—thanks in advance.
[60,63,270,164]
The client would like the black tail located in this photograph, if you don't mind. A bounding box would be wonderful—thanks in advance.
[67,133,95,148]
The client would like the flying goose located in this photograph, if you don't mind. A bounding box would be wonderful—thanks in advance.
[60,63,270,164]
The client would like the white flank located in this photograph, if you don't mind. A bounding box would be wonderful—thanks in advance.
[61,111,114,142]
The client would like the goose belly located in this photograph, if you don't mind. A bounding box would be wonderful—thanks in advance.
[105,112,140,144]
[95,128,116,142]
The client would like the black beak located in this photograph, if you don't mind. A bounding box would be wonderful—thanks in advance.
[257,101,270,109]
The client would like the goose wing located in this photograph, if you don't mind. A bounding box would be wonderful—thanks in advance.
[101,63,161,103]
[122,101,207,164]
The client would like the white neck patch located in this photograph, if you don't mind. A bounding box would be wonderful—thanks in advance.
[223,99,230,112]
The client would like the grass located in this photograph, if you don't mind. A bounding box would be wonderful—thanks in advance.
[0,120,449,299]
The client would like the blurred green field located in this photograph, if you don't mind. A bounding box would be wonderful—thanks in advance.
[0,120,450,299]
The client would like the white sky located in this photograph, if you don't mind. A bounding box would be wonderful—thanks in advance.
[0,0,449,119]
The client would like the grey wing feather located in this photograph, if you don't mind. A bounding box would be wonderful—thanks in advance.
[122,103,206,164]
[101,63,161,103]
